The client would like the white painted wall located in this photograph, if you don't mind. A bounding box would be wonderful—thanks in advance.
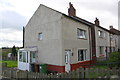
[25,4,63,66]
[95,26,110,57]
[25,4,91,66]
[61,16,91,65]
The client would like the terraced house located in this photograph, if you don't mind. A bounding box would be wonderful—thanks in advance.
[18,3,120,73]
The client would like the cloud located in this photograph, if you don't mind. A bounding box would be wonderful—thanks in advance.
[0,10,27,31]
[0,28,23,47]
[0,0,119,48]
[78,0,118,17]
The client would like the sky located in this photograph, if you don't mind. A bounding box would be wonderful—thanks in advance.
[0,0,119,48]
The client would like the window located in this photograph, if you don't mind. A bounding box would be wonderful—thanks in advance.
[19,51,28,62]
[98,30,103,37]
[30,51,36,63]
[19,51,22,62]
[99,46,102,54]
[77,28,86,39]
[98,30,105,38]
[103,32,106,38]
[23,52,26,62]
[38,33,43,40]
[78,49,87,61]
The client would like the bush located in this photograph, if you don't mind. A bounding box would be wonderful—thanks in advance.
[109,52,120,67]
[109,52,120,62]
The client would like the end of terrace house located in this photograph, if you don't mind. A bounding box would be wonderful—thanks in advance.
[18,3,120,73]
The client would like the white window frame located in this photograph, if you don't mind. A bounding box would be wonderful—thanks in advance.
[77,28,86,39]
[98,30,106,38]
[98,30,103,37]
[78,49,87,61]
[19,51,27,62]
[30,51,36,63]
[38,32,43,40]
[19,51,23,62]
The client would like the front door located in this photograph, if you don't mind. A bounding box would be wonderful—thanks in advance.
[65,50,71,73]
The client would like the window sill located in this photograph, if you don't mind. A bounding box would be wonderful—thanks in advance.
[78,59,89,62]
[77,38,87,40]
[38,39,43,41]
[99,36,105,39]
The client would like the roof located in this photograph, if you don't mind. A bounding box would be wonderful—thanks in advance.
[110,28,120,35]
[40,4,117,33]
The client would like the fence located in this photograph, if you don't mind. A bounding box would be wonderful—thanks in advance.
[2,66,120,79]
[2,56,17,61]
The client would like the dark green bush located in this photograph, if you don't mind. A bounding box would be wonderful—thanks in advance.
[109,52,120,67]
[109,52,120,62]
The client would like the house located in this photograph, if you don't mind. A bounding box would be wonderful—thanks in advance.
[94,21,120,60]
[109,26,120,52]
[93,19,111,60]
[18,3,96,73]
[18,3,119,73]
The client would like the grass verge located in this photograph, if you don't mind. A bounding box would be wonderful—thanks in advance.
[0,60,17,67]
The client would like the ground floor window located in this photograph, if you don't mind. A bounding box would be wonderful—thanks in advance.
[30,51,36,63]
[78,49,87,61]
[19,51,22,62]
[19,51,27,62]
[99,46,104,54]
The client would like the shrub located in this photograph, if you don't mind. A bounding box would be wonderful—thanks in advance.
[109,52,120,62]
[109,52,120,67]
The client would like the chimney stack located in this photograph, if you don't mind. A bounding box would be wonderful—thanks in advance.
[94,18,100,26]
[109,25,113,29]
[68,2,76,16]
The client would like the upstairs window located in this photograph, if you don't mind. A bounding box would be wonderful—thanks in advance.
[98,30,102,37]
[38,32,43,40]
[98,30,105,38]
[77,28,86,39]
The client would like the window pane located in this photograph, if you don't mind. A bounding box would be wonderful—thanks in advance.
[98,30,104,37]
[84,50,86,60]
[19,51,22,62]
[23,52,26,62]
[78,49,87,61]
[81,50,84,61]
[77,29,86,38]
[39,33,43,40]
[30,51,36,63]
[78,50,80,61]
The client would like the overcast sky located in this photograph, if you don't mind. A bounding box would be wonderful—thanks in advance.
[0,0,119,48]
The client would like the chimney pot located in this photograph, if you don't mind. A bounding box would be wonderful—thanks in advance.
[94,18,100,26]
[68,2,76,16]
[109,25,113,29]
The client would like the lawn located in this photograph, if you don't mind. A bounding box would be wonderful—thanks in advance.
[0,60,17,67]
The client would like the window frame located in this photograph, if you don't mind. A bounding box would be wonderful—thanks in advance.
[77,28,87,39]
[38,32,43,40]
[98,30,106,38]
[19,51,23,62]
[22,52,26,62]
[98,30,103,38]
[78,49,87,61]
[30,51,36,63]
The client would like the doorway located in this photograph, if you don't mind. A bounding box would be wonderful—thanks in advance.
[65,50,71,72]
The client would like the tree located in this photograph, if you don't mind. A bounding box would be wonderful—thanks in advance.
[12,45,17,56]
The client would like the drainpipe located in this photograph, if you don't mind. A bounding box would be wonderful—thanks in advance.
[88,27,92,65]
[23,26,25,48]
[109,33,112,53]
